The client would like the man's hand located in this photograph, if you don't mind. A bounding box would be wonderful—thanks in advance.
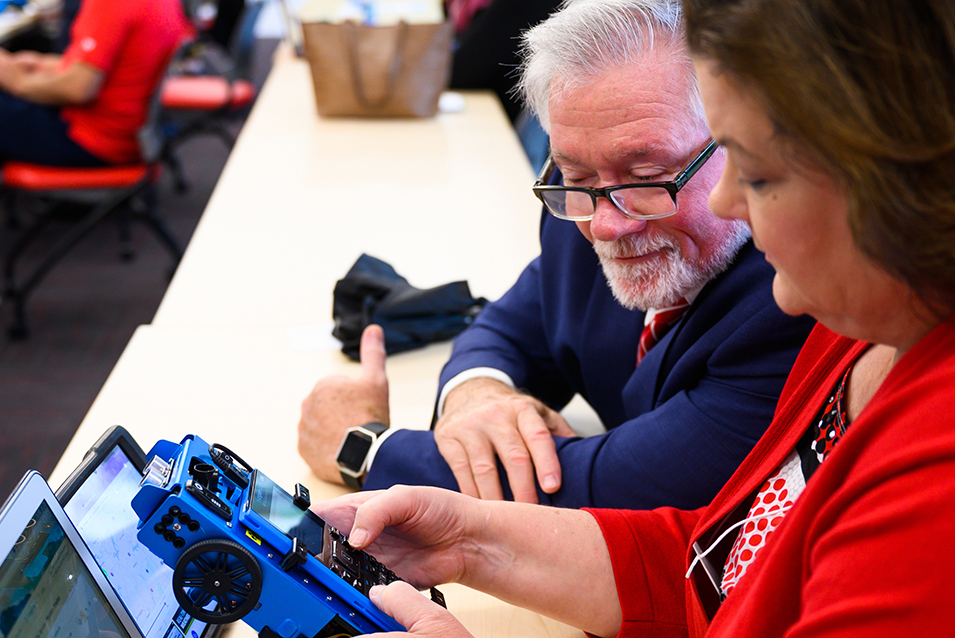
[0,49,22,94]
[10,51,60,74]
[297,324,390,485]
[435,379,577,503]
[0,52,101,104]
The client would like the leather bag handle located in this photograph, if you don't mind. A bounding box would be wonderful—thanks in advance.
[343,20,408,109]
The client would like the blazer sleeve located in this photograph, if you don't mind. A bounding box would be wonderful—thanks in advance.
[540,298,815,509]
[436,211,625,417]
[436,255,577,407]
[365,296,814,508]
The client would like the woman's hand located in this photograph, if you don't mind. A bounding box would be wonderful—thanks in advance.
[313,484,621,636]
[364,581,475,638]
[312,485,481,589]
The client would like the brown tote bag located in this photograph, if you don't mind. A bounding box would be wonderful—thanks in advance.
[301,19,454,117]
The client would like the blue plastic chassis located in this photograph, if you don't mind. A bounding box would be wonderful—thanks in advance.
[131,434,404,638]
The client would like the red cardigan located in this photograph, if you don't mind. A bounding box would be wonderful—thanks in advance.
[588,320,955,638]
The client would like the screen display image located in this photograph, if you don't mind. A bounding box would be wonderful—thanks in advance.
[248,472,326,554]
[247,470,403,599]
[0,501,132,638]
[63,447,212,638]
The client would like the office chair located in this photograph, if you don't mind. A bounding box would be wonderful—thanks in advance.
[0,50,186,339]
[161,0,264,191]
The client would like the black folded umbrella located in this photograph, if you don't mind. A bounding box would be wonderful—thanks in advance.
[332,254,487,360]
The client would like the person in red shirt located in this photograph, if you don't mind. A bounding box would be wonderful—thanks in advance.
[302,0,955,637]
[0,0,191,166]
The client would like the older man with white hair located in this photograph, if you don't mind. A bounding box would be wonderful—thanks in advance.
[298,0,815,509]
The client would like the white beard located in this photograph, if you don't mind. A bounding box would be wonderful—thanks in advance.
[594,222,751,311]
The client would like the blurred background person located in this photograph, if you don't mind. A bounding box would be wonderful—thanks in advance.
[446,0,558,123]
[445,0,560,169]
[0,0,191,166]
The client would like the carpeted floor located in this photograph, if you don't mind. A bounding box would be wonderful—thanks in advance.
[0,38,279,499]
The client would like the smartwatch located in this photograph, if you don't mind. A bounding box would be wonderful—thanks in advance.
[335,421,389,489]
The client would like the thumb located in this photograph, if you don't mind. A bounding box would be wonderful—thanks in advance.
[360,324,388,385]
[370,582,466,636]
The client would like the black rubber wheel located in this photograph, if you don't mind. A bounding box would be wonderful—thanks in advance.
[172,538,263,624]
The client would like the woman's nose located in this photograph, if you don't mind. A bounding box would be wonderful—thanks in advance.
[708,161,748,224]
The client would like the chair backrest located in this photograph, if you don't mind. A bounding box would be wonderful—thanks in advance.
[230,0,265,80]
[138,40,194,164]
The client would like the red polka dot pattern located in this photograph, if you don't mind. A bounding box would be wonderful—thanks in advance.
[718,363,854,598]
[720,450,804,595]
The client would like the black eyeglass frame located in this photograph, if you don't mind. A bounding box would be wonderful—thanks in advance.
[532,139,719,221]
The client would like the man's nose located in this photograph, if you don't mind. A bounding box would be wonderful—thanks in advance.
[589,196,648,242]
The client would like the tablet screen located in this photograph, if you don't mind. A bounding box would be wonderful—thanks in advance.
[0,499,134,638]
[63,446,213,638]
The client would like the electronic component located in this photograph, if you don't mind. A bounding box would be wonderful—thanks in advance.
[132,434,445,638]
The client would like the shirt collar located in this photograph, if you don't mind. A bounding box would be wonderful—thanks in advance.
[643,286,703,327]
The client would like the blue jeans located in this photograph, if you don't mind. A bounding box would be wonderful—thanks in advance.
[0,92,107,166]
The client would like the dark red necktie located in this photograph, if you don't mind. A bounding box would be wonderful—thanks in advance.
[637,298,690,365]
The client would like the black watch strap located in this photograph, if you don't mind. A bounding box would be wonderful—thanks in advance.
[361,421,389,436]
[341,471,363,490]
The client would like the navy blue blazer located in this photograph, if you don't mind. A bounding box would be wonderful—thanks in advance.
[365,213,816,509]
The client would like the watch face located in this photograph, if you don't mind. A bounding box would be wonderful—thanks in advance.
[337,431,374,472]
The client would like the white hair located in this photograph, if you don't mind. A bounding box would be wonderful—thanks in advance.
[517,0,705,132]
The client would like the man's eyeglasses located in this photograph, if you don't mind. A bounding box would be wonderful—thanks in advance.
[532,140,719,221]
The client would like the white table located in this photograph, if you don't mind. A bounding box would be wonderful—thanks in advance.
[50,324,446,488]
[153,48,543,328]
[50,324,584,638]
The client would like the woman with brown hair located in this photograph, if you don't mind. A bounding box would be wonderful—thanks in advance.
[309,1,955,636]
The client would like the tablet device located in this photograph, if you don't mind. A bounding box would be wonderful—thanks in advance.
[0,469,144,638]
[56,426,221,638]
